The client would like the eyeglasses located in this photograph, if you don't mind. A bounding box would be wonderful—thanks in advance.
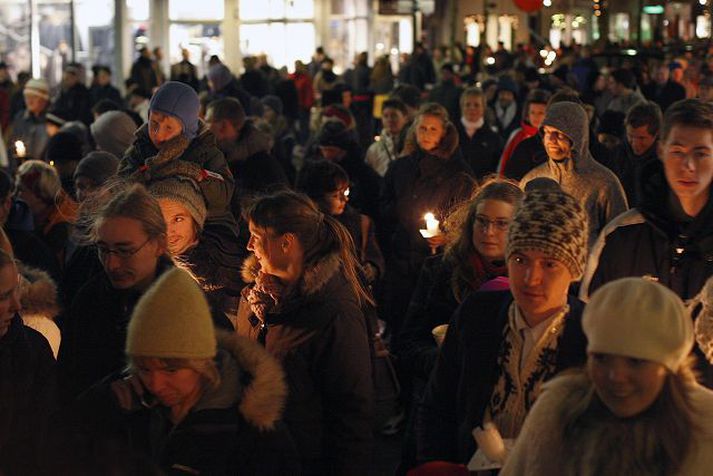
[96,238,152,260]
[474,215,510,232]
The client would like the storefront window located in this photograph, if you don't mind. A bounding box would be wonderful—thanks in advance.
[0,0,31,78]
[238,0,316,70]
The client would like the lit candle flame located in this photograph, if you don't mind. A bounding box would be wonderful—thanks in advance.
[14,140,26,158]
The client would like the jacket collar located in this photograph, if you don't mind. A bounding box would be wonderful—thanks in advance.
[241,252,342,298]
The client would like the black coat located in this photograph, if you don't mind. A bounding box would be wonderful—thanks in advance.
[236,254,374,476]
[456,121,504,180]
[58,258,173,399]
[89,84,123,108]
[428,81,463,126]
[0,316,56,475]
[606,140,658,207]
[51,333,300,476]
[643,80,686,112]
[417,291,587,465]
[53,83,93,125]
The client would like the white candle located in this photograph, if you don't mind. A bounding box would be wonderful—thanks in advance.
[14,140,26,158]
[425,212,439,235]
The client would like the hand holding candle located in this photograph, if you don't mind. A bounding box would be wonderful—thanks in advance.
[420,212,444,254]
[14,140,26,159]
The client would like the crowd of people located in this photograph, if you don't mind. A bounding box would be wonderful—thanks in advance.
[0,38,713,475]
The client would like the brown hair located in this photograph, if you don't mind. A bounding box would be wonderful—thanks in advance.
[561,357,700,474]
[626,100,663,136]
[244,190,373,306]
[459,87,485,110]
[661,99,713,142]
[443,177,523,302]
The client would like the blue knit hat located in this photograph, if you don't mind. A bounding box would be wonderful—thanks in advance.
[149,81,200,140]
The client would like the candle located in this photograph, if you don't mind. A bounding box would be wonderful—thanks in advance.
[14,140,26,158]
[425,212,439,235]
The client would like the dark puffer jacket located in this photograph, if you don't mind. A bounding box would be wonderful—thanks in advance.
[52,333,300,475]
[120,122,236,227]
[455,120,503,180]
[0,315,56,476]
[236,253,374,476]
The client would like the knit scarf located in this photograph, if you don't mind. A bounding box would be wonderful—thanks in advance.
[486,303,568,438]
[460,116,485,138]
[467,253,507,291]
[245,271,288,322]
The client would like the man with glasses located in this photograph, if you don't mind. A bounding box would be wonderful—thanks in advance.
[58,185,172,401]
[521,101,628,248]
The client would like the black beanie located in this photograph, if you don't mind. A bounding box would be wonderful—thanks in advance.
[46,131,83,164]
[317,120,354,149]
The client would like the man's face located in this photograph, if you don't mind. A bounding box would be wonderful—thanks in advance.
[0,263,21,339]
[655,67,669,85]
[543,125,573,161]
[497,90,515,107]
[24,93,48,116]
[607,76,623,96]
[626,124,657,157]
[205,108,239,143]
[660,125,713,213]
[63,72,78,88]
[381,107,407,135]
[96,70,111,86]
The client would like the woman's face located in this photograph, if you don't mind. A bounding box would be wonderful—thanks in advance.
[382,107,407,136]
[247,222,290,277]
[416,114,446,152]
[322,184,349,216]
[471,199,514,262]
[461,95,484,123]
[588,353,667,418]
[136,358,203,409]
[158,199,199,255]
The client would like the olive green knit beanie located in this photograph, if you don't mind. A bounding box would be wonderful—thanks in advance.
[126,268,216,359]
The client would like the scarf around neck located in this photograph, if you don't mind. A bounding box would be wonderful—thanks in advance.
[460,116,485,138]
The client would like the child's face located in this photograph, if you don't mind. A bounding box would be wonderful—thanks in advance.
[323,184,349,216]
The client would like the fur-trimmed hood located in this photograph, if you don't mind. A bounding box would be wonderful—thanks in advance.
[241,252,342,297]
[18,264,60,320]
[216,332,288,431]
[400,120,460,160]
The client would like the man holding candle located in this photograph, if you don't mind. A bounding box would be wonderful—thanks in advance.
[7,78,50,165]
[415,187,589,469]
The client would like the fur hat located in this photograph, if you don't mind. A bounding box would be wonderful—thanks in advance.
[24,78,50,100]
[149,81,200,140]
[126,268,216,359]
[45,131,83,164]
[149,177,207,229]
[90,111,137,158]
[73,151,119,185]
[506,189,588,280]
[583,278,693,372]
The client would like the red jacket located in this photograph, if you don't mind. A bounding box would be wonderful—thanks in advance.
[498,121,538,176]
[289,72,314,111]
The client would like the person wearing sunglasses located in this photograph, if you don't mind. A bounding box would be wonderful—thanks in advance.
[59,183,172,401]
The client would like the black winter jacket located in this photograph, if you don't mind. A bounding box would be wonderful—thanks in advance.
[417,291,587,465]
[236,254,374,476]
[456,121,504,180]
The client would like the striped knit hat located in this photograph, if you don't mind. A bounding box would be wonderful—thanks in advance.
[506,189,588,279]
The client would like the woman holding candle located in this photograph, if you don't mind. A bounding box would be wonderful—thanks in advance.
[501,277,713,475]
[380,102,475,342]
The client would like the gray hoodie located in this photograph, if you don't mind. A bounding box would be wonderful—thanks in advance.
[522,102,628,249]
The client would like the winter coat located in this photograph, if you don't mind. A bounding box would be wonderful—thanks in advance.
[174,222,247,329]
[500,133,548,181]
[8,108,49,161]
[120,121,236,227]
[365,131,399,177]
[336,205,385,283]
[289,72,315,111]
[208,78,259,116]
[428,81,463,126]
[5,198,61,281]
[19,264,61,359]
[38,190,78,268]
[53,83,93,125]
[396,254,507,382]
[60,243,103,313]
[130,56,159,94]
[89,83,123,109]
[501,373,713,476]
[580,160,713,385]
[643,80,687,112]
[236,253,374,476]
[498,121,538,177]
[382,122,475,269]
[607,139,659,207]
[54,333,300,476]
[417,291,587,465]
[0,315,56,476]
[606,89,645,115]
[522,102,628,248]
[456,120,504,180]
[58,257,173,399]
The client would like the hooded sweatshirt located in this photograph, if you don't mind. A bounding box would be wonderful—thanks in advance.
[522,102,628,248]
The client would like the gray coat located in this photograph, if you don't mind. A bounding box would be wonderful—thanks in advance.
[522,102,628,248]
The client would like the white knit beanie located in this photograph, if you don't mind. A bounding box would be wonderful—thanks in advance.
[24,78,50,101]
[583,277,693,372]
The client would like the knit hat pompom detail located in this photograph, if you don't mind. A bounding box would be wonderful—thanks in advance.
[583,277,693,372]
[506,189,588,280]
[149,81,200,140]
[126,268,216,359]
